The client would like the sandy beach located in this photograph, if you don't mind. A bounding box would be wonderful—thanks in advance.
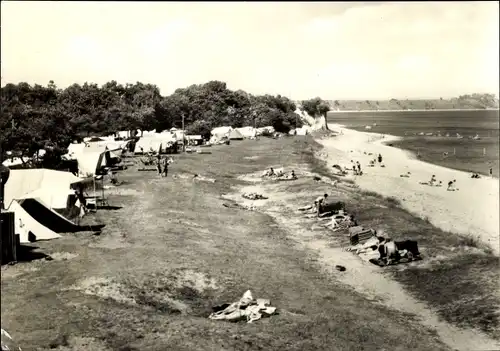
[318,124,500,255]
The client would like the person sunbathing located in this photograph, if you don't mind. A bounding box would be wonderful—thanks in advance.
[266,167,275,177]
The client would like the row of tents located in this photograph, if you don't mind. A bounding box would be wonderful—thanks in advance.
[1,121,312,248]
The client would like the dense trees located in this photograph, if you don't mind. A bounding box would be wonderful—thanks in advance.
[1,80,320,161]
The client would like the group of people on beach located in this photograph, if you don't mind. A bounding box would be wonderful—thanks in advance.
[262,167,297,180]
[419,174,458,191]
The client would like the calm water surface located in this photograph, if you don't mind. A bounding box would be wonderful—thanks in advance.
[327,110,500,177]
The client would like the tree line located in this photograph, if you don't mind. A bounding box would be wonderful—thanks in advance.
[0,80,331,164]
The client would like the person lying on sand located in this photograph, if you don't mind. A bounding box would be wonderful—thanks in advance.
[471,173,481,179]
[400,172,411,178]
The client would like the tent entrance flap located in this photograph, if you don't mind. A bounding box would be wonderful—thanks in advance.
[18,198,80,233]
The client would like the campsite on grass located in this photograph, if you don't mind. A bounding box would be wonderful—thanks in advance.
[1,66,498,349]
[1,127,499,350]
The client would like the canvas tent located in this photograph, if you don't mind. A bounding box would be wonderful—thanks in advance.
[5,169,84,210]
[8,198,83,243]
[236,127,257,139]
[211,126,232,139]
[134,134,177,154]
[228,129,244,140]
[2,157,30,169]
[4,169,84,243]
[75,150,109,177]
[9,200,62,243]
[186,135,203,145]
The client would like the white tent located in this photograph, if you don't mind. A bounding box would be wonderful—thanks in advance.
[256,126,275,136]
[228,128,244,140]
[211,126,232,138]
[117,130,131,139]
[76,151,108,177]
[9,200,61,243]
[2,157,30,168]
[5,169,84,210]
[134,133,177,154]
[236,127,257,139]
[66,143,86,159]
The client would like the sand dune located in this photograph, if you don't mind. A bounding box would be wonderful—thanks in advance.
[318,124,499,255]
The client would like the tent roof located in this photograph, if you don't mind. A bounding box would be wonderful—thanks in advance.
[211,126,232,136]
[229,128,244,139]
[5,169,84,209]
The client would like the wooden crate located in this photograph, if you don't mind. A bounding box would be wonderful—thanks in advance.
[1,211,18,264]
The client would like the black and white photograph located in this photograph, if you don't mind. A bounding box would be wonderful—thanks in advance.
[1,2,499,350]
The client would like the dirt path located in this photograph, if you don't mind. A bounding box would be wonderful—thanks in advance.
[230,181,500,351]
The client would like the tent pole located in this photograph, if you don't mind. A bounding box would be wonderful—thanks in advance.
[94,176,97,212]
[102,176,104,205]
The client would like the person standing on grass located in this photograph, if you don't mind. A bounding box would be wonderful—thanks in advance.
[156,157,162,175]
[490,167,493,178]
[163,157,169,178]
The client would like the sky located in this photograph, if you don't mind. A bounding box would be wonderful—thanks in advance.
[1,1,499,100]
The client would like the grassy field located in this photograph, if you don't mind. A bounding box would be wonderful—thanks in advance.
[1,136,498,350]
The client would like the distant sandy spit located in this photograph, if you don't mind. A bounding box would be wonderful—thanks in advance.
[328,108,500,113]
[317,123,499,255]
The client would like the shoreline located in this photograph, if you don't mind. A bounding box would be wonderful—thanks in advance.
[316,124,499,255]
[328,123,499,179]
[328,108,500,113]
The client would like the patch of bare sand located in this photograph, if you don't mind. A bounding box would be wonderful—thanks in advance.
[1,264,40,279]
[49,252,79,261]
[64,270,219,315]
[227,177,500,351]
[49,336,112,351]
[101,187,145,196]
